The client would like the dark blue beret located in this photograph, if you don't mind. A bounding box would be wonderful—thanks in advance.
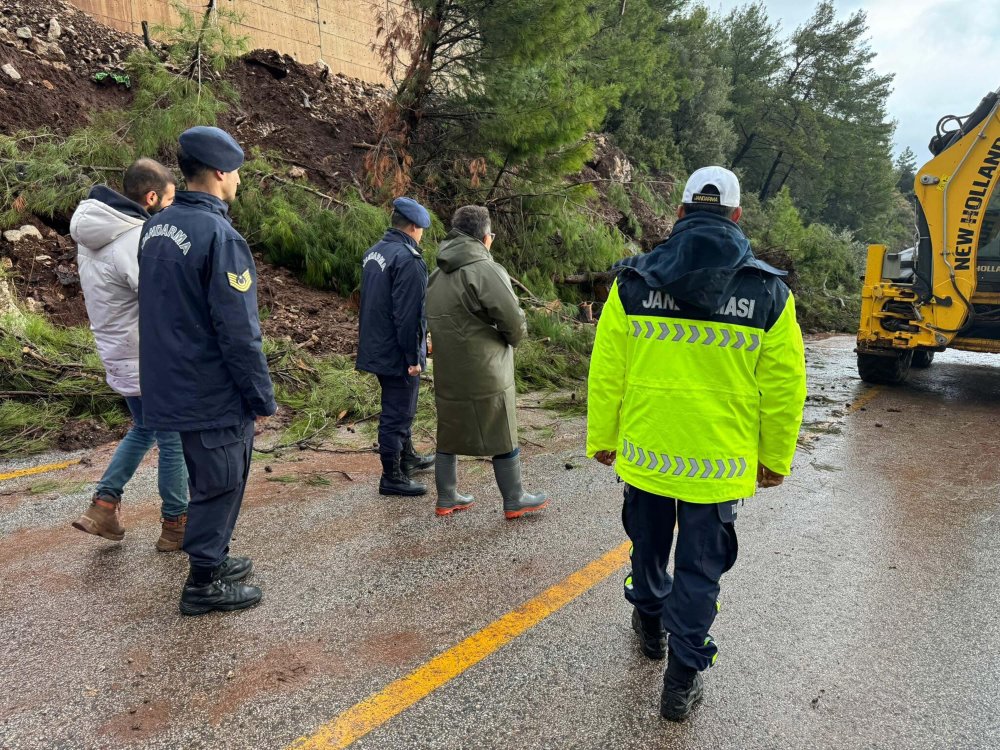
[179,126,245,172]
[392,197,431,229]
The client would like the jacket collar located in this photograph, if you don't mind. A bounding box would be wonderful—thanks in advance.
[174,191,231,217]
[86,185,149,222]
[384,227,420,251]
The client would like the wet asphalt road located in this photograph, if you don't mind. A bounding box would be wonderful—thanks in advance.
[2,335,1000,749]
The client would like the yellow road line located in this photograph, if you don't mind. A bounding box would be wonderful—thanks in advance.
[0,459,81,483]
[847,386,882,413]
[287,540,632,750]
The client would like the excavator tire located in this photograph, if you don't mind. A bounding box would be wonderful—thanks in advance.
[911,350,935,368]
[857,350,913,385]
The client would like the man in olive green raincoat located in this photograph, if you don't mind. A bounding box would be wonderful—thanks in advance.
[426,205,549,519]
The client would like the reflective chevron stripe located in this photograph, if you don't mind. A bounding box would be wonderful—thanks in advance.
[630,320,760,352]
[621,438,750,480]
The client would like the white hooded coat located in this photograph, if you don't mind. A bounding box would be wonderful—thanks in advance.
[71,186,149,397]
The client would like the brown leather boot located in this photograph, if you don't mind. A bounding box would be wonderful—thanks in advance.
[156,514,187,552]
[71,494,125,541]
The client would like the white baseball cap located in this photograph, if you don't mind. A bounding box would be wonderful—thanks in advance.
[682,166,741,208]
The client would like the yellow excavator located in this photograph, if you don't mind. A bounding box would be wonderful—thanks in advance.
[857,86,1000,383]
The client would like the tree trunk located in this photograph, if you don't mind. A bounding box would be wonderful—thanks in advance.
[776,164,795,193]
[730,131,757,169]
[758,150,784,201]
[486,152,512,201]
[399,1,449,140]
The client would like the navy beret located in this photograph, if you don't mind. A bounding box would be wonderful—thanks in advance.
[392,197,431,229]
[179,126,245,172]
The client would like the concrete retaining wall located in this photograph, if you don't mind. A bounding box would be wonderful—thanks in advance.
[67,0,402,83]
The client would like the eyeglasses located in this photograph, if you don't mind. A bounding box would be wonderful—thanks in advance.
[487,232,496,240]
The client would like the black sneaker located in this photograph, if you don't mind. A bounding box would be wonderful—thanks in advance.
[660,660,704,722]
[180,579,263,616]
[216,556,252,582]
[631,608,666,660]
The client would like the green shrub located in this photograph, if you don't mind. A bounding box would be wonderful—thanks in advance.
[515,309,594,391]
[741,188,861,331]
[496,193,629,298]
[233,179,444,293]
[0,311,128,455]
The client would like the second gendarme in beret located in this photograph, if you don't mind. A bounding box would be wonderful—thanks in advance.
[179,126,245,173]
[392,197,432,229]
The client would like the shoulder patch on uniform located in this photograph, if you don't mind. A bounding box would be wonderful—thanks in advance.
[227,268,252,292]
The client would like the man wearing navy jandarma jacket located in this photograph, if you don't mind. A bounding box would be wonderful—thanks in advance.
[138,126,276,616]
[356,197,436,497]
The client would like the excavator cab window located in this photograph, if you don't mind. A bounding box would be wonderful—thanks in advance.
[975,186,1000,292]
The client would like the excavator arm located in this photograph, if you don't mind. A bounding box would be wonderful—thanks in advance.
[857,86,1000,383]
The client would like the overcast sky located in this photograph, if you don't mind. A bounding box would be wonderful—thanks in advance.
[707,0,1000,164]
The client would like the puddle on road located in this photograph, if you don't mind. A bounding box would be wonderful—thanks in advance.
[800,334,1000,452]
[800,335,869,451]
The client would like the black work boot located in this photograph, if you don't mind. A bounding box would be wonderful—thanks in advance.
[216,556,253,582]
[401,438,435,475]
[379,453,427,496]
[631,608,666,660]
[180,565,262,616]
[660,655,704,722]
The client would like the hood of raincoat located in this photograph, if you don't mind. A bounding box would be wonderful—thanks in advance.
[616,212,785,313]
[435,229,492,273]
[69,185,149,251]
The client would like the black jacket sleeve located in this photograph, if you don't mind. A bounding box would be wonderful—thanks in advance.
[207,236,277,417]
[391,254,427,368]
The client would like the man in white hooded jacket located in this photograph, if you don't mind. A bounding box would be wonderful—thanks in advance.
[69,158,189,551]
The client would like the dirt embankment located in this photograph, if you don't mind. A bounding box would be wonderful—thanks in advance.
[0,1,387,354]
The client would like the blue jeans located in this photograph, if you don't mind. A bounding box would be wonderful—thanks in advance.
[96,397,189,518]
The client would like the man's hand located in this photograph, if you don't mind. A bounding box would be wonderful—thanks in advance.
[407,364,422,376]
[594,450,616,466]
[757,463,785,488]
[254,415,269,436]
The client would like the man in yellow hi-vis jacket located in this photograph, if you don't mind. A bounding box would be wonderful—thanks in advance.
[587,166,807,722]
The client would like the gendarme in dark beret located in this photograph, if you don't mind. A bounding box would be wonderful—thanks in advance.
[392,197,431,229]
[179,126,245,172]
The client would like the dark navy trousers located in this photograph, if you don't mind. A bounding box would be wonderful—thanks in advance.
[179,418,255,570]
[376,374,420,456]
[623,484,739,670]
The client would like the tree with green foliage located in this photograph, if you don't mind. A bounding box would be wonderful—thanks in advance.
[720,2,784,171]
[726,2,896,232]
[594,0,686,172]
[665,7,737,172]
[368,0,611,200]
[603,4,736,174]
[894,146,918,198]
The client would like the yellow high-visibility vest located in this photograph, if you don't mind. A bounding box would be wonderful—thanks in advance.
[587,275,806,503]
